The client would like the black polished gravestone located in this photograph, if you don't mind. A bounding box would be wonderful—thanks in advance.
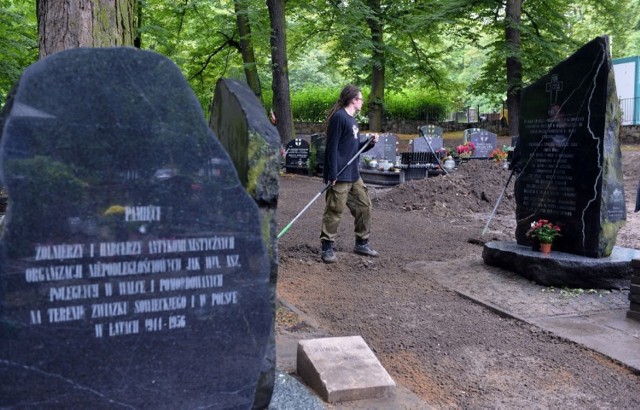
[0,48,272,408]
[468,130,497,158]
[514,36,626,258]
[284,138,310,174]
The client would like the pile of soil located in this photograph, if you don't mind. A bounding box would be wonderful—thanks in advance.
[376,160,515,217]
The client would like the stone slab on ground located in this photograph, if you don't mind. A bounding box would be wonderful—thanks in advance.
[296,335,396,403]
[406,254,640,374]
[531,309,640,372]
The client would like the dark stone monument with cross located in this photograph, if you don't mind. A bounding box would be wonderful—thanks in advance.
[0,48,272,408]
[514,36,625,258]
[483,36,640,290]
[284,138,310,174]
[359,133,397,165]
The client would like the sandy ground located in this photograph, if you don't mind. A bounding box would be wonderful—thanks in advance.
[275,140,640,408]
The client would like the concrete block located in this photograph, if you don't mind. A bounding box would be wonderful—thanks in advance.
[296,335,396,403]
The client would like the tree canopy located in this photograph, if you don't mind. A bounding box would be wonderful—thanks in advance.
[1,0,639,130]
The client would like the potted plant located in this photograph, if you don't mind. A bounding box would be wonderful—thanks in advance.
[526,219,562,253]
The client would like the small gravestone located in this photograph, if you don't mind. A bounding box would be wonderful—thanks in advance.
[462,127,483,143]
[412,136,443,153]
[0,48,271,408]
[515,36,626,257]
[413,124,443,153]
[359,134,397,167]
[297,336,396,403]
[285,138,310,174]
[311,133,325,173]
[468,130,497,158]
[420,124,443,138]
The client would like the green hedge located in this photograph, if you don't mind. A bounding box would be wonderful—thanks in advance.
[263,87,449,123]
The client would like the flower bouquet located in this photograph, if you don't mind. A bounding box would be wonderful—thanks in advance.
[456,141,475,158]
[490,146,509,163]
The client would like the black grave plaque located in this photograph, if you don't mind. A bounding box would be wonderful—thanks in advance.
[463,127,482,143]
[419,124,443,138]
[514,36,626,258]
[285,138,310,172]
[0,48,271,408]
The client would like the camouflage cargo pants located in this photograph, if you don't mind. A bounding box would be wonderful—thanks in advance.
[320,177,371,243]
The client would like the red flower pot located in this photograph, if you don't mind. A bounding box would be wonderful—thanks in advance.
[539,242,552,254]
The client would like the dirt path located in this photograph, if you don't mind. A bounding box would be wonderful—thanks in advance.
[276,146,640,408]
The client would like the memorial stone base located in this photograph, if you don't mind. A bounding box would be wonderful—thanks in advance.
[360,169,402,186]
[483,241,640,290]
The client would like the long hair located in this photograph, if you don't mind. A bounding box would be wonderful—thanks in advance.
[325,85,361,129]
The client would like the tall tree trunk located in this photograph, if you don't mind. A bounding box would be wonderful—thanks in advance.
[37,0,137,58]
[234,0,262,102]
[505,0,522,138]
[267,0,294,144]
[366,0,385,132]
[134,0,142,48]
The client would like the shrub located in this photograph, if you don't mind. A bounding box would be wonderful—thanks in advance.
[263,87,449,123]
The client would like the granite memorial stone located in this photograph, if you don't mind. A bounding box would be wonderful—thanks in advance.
[209,77,281,409]
[514,36,626,258]
[412,138,443,153]
[469,130,497,158]
[419,124,443,138]
[311,133,325,174]
[0,48,272,408]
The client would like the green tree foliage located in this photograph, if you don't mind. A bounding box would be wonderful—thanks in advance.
[286,0,456,128]
[0,1,37,104]
[441,0,636,106]
[1,0,638,123]
[140,0,272,115]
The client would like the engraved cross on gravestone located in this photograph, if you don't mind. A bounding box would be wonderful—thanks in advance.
[0,47,272,408]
